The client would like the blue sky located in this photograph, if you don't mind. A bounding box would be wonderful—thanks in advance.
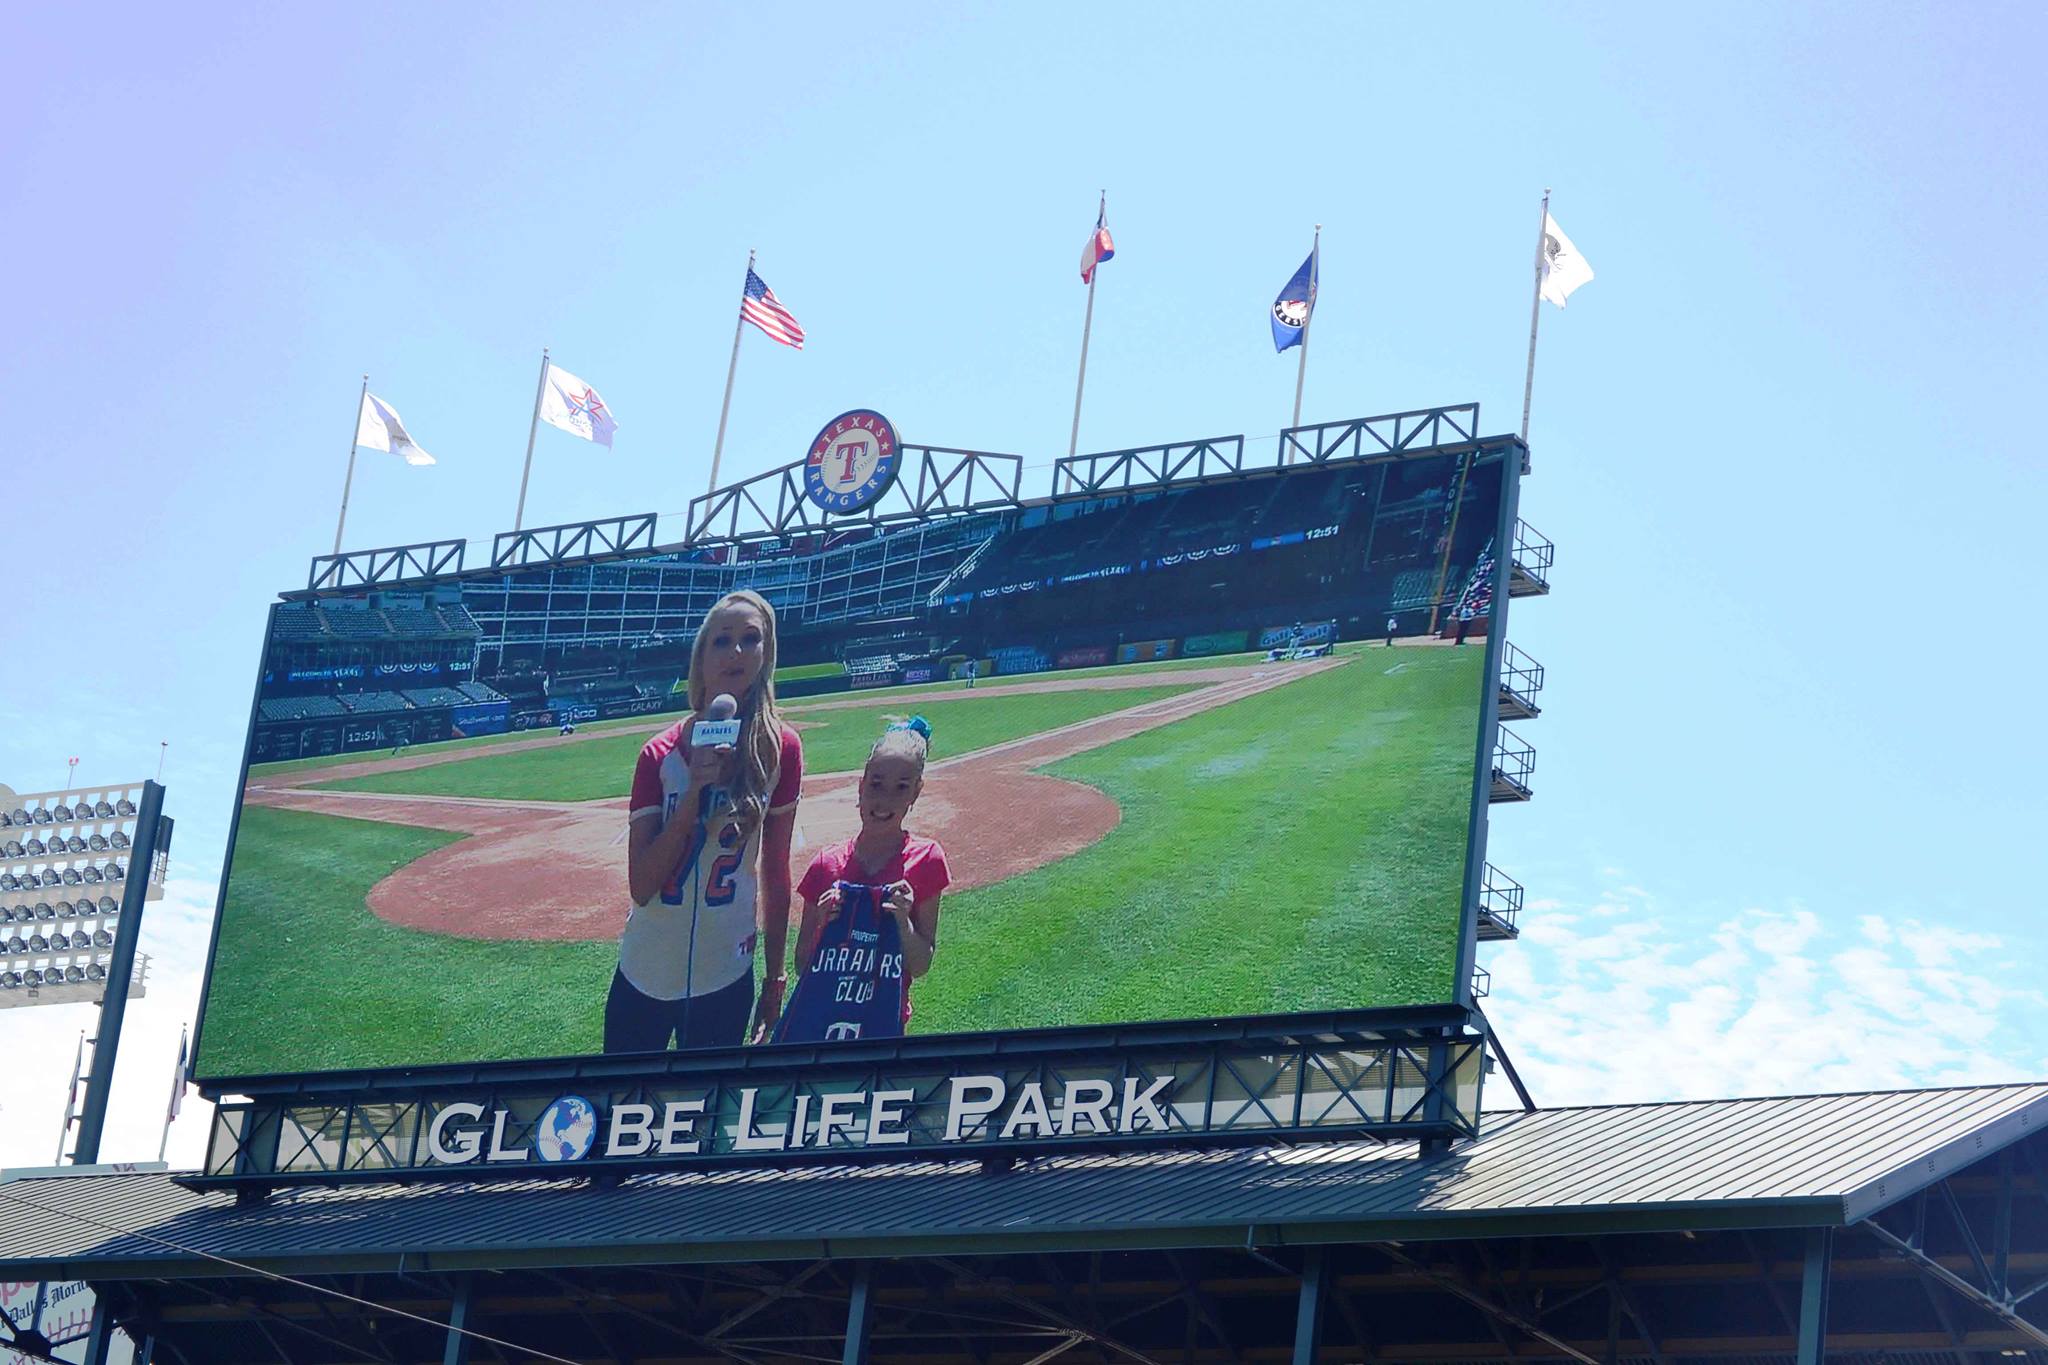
[4,2,2044,1167]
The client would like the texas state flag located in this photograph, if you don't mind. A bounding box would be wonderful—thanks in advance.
[1080,204,1115,284]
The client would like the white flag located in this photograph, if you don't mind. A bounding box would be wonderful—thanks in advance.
[1538,213,1594,307]
[538,362,618,448]
[355,392,436,466]
[167,1027,189,1122]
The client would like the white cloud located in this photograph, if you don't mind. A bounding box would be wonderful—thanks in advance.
[1483,876,2048,1108]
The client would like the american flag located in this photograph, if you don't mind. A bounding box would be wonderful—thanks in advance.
[741,269,806,350]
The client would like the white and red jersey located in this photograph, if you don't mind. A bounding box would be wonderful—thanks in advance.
[618,716,803,1001]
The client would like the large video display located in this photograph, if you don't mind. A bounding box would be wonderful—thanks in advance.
[194,449,1509,1080]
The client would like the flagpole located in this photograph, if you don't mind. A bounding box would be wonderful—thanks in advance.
[708,250,754,497]
[1290,225,1320,437]
[156,1027,186,1162]
[1519,188,1552,443]
[332,375,368,554]
[1066,193,1106,465]
[514,348,550,532]
[55,1032,82,1164]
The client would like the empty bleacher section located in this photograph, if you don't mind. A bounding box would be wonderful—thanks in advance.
[934,457,1500,669]
[256,696,347,723]
[461,518,997,678]
[251,587,497,763]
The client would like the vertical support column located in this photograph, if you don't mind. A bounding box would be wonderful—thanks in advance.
[442,1275,474,1365]
[73,780,168,1163]
[843,1263,875,1365]
[1994,1147,2015,1299]
[78,1299,115,1365]
[1796,1227,1832,1365]
[1292,1246,1327,1365]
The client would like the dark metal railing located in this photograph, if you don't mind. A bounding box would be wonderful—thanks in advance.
[1491,727,1536,801]
[1499,641,1546,716]
[1478,863,1524,938]
[492,514,658,570]
[1279,405,1482,466]
[306,538,466,593]
[1053,436,1246,497]
[1510,518,1554,593]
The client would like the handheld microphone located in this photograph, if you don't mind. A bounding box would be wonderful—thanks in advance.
[691,693,743,817]
[692,693,742,748]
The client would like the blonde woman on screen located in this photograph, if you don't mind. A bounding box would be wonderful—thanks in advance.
[606,590,803,1052]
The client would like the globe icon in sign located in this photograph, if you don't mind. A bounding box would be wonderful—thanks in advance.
[534,1095,598,1163]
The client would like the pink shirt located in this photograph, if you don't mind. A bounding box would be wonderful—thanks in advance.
[798,834,952,1024]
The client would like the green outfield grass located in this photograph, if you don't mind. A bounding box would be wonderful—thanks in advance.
[310,683,1202,801]
[195,806,617,1076]
[905,646,1485,1032]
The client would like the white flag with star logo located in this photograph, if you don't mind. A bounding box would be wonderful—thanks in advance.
[538,362,618,448]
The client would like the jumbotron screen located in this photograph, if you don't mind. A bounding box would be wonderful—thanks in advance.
[194,450,1508,1079]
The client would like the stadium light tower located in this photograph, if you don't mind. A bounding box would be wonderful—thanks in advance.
[0,777,173,1163]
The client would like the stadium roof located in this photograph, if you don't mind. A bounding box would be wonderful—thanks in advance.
[2,1081,2042,1281]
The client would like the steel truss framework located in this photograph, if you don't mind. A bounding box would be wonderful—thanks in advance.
[191,1024,1486,1193]
[305,538,466,594]
[293,407,1533,597]
[1053,436,1247,496]
[685,447,1026,545]
[56,1131,2048,1365]
[491,514,659,570]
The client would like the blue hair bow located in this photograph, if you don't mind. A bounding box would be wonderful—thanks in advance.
[890,715,932,740]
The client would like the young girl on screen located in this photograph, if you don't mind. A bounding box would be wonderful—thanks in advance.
[772,717,950,1043]
[606,590,803,1053]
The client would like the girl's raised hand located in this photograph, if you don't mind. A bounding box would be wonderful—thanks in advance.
[882,880,915,921]
[817,883,843,924]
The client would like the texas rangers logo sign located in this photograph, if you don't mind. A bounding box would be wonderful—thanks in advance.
[803,409,902,514]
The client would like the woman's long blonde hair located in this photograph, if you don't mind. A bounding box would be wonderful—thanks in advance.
[688,589,785,836]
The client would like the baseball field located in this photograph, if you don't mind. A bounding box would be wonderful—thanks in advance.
[196,640,1487,1078]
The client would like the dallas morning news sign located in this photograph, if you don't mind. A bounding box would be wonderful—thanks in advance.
[198,1036,1485,1185]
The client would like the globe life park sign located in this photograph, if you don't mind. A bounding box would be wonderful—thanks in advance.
[192,1025,1487,1189]
[421,1075,1177,1169]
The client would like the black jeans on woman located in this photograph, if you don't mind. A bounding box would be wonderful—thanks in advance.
[603,967,754,1053]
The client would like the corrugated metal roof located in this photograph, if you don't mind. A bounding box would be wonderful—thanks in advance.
[0,1081,2040,1279]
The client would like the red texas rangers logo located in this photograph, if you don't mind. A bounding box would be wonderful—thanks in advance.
[803,409,902,514]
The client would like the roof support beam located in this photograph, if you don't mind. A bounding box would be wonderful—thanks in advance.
[77,1304,115,1365]
[1797,1228,1832,1365]
[842,1263,874,1365]
[1290,1247,1325,1365]
[1166,1251,1241,1365]
[440,1274,473,1365]
[1373,1245,1600,1365]
[1862,1220,2048,1349]
[1592,1243,1670,1365]
[930,1258,1168,1365]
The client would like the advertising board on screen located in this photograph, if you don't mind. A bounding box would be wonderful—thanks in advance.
[195,444,1510,1083]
